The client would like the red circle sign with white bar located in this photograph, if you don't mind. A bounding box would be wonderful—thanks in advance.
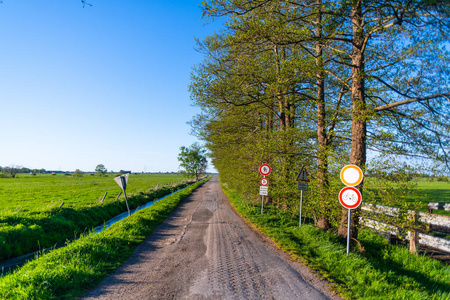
[259,164,271,176]
[339,186,362,209]
[260,178,269,186]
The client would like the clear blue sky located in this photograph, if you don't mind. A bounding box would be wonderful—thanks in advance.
[0,0,219,173]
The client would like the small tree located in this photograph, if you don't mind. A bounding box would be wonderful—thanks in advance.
[95,164,107,177]
[3,165,21,178]
[74,169,84,177]
[178,143,207,181]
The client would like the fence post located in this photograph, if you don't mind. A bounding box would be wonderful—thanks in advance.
[100,192,107,204]
[116,191,122,202]
[409,210,419,254]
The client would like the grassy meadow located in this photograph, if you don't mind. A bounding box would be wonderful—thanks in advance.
[0,173,187,212]
[414,180,450,202]
[0,173,192,261]
[0,178,209,299]
[361,177,450,213]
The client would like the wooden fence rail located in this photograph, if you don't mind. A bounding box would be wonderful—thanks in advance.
[361,204,450,253]
[428,202,450,213]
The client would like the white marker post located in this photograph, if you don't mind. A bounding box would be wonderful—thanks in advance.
[259,164,271,215]
[114,173,131,216]
[339,165,364,255]
[296,166,310,227]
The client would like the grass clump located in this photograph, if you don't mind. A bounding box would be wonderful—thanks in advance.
[0,178,209,299]
[223,185,450,300]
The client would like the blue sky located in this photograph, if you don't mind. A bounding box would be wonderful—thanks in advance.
[0,0,219,172]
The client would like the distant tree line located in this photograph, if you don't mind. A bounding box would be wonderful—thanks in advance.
[0,166,47,178]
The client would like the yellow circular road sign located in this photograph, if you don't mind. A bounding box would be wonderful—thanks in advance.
[340,165,364,186]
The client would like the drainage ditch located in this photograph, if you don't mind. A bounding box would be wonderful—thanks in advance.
[0,183,194,275]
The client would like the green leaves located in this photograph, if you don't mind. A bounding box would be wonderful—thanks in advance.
[178,143,208,181]
[193,0,449,238]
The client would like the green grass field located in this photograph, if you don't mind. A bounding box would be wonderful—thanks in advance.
[362,178,450,215]
[414,180,450,203]
[0,173,187,213]
[0,173,192,261]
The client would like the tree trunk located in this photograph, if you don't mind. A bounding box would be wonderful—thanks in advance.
[338,0,366,239]
[315,0,331,230]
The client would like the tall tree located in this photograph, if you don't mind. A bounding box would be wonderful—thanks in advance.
[95,164,107,177]
[333,0,450,238]
[178,143,208,181]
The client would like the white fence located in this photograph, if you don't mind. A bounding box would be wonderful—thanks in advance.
[361,204,450,253]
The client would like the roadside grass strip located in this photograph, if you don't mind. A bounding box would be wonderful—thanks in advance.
[0,178,209,299]
[223,185,450,300]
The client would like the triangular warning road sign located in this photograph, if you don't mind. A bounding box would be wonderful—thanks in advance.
[296,166,310,182]
[114,173,130,191]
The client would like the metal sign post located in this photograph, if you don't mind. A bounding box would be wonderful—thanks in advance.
[339,180,363,256]
[122,185,131,216]
[296,166,309,227]
[114,173,131,216]
[261,195,264,215]
[347,208,351,256]
[299,190,303,227]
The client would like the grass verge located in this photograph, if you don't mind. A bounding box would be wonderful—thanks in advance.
[0,177,209,299]
[223,184,450,300]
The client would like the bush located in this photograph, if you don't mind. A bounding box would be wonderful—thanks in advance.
[73,169,84,177]
[437,176,449,182]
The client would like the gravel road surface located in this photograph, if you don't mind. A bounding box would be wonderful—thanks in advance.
[83,177,340,299]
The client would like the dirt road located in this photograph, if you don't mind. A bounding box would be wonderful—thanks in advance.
[83,177,340,299]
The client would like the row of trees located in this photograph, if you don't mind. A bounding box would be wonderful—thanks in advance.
[0,164,108,178]
[190,0,450,240]
[0,166,47,178]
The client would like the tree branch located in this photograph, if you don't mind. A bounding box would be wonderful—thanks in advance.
[374,92,450,112]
